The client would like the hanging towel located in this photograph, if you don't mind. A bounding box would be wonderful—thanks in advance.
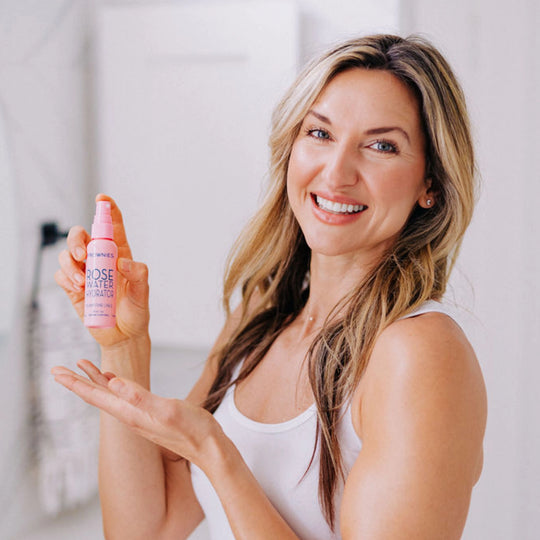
[29,250,100,515]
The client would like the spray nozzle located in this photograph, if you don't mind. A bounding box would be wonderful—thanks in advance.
[91,200,114,239]
[95,201,112,222]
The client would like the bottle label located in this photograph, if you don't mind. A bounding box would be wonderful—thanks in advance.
[84,246,117,326]
[86,267,115,297]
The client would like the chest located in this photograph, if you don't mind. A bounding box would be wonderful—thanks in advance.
[234,331,314,423]
[191,394,338,540]
[233,328,366,439]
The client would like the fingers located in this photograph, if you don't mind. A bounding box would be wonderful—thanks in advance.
[107,377,156,413]
[51,365,139,423]
[117,258,148,281]
[52,367,129,420]
[66,225,90,263]
[96,194,133,259]
[58,225,89,302]
[51,362,115,391]
[52,362,153,417]
[54,267,80,296]
[76,359,113,387]
[54,266,85,320]
[58,248,85,292]
[117,258,149,309]
[52,365,159,434]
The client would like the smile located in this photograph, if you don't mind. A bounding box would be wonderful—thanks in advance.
[313,194,367,215]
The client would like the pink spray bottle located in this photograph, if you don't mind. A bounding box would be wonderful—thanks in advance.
[84,201,118,328]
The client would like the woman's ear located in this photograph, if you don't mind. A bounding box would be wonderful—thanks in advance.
[418,178,436,209]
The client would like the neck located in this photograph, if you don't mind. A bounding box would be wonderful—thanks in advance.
[297,251,377,338]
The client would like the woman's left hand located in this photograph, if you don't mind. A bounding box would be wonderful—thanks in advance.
[51,360,221,467]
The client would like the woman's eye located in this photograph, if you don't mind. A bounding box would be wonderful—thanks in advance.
[307,128,330,140]
[371,140,398,153]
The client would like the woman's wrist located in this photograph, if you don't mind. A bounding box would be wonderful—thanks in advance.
[196,426,300,539]
[198,426,244,488]
[100,334,152,387]
[100,333,151,354]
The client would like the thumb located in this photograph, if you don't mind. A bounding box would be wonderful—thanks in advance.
[117,258,149,309]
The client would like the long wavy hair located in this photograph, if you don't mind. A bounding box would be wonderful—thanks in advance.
[202,34,476,529]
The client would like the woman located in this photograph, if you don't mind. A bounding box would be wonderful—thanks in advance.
[53,34,487,539]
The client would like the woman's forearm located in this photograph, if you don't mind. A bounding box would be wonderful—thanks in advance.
[201,432,300,540]
[98,336,167,539]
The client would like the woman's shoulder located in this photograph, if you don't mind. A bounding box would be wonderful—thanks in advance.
[353,300,486,446]
[370,300,479,383]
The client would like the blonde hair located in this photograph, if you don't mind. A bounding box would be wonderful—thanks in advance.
[203,34,476,529]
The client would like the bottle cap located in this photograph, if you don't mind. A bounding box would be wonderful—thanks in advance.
[91,201,114,239]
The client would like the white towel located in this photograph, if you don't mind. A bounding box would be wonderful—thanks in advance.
[30,282,100,515]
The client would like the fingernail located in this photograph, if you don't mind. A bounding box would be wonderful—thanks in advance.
[74,272,85,285]
[74,247,85,261]
[119,258,131,272]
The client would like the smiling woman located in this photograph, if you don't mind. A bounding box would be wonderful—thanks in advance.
[53,34,486,540]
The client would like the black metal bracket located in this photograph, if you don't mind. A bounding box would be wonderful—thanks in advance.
[30,222,69,309]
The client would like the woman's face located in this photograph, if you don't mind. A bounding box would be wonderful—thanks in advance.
[287,68,432,262]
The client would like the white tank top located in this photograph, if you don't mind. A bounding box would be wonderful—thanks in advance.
[190,300,460,539]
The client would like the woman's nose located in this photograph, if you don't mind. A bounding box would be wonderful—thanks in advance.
[321,144,359,189]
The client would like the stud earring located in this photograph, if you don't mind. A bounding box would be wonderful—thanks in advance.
[426,199,432,206]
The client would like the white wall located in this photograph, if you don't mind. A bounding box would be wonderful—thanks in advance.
[0,107,17,337]
[402,1,540,539]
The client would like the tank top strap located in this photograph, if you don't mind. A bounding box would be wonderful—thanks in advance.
[398,299,464,330]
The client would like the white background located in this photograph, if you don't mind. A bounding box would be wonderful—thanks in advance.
[0,1,538,539]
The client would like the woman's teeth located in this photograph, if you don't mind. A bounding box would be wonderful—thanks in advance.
[315,195,366,214]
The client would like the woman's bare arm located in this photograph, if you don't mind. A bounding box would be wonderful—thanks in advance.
[97,336,180,539]
[54,296,303,539]
[340,312,487,539]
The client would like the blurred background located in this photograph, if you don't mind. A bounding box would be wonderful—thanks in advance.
[0,0,538,539]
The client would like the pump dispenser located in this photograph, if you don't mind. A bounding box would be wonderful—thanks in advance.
[84,201,118,328]
[91,201,114,240]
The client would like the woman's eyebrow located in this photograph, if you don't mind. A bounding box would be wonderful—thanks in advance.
[306,110,332,124]
[364,126,410,143]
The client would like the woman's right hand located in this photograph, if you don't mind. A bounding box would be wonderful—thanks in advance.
[55,194,150,350]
